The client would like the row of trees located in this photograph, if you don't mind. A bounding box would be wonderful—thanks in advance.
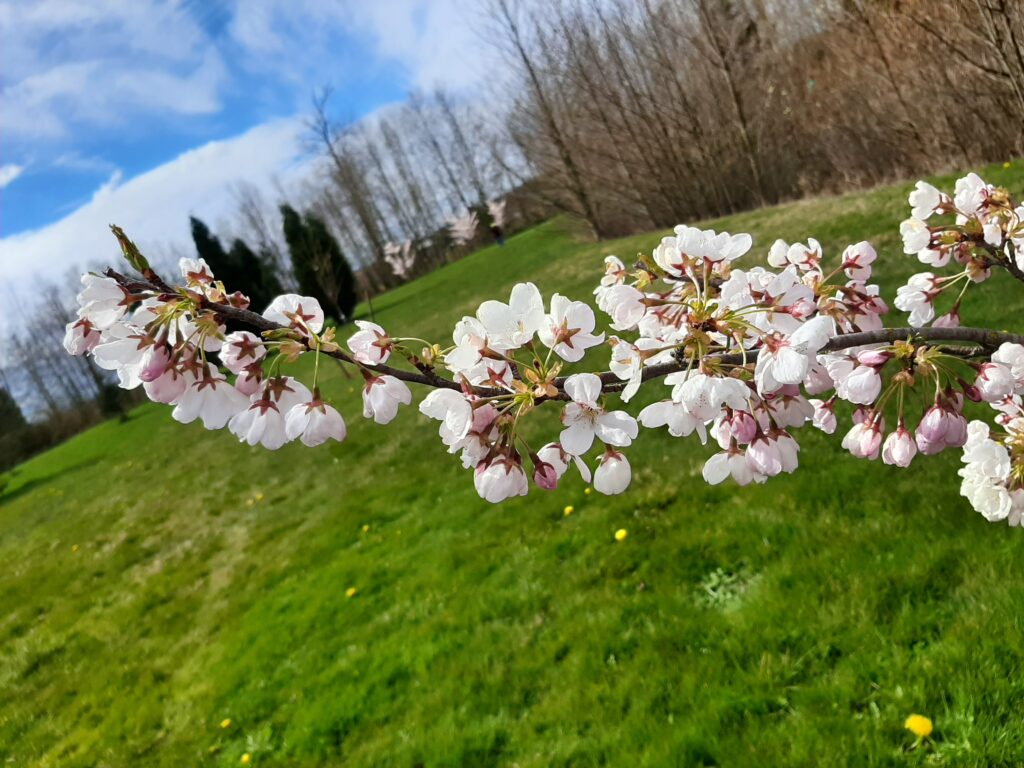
[487,0,1024,237]
[189,207,358,321]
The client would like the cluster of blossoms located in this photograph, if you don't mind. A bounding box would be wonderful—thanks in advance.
[65,174,1024,524]
[897,173,1024,326]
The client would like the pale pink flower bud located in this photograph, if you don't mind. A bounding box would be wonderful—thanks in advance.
[975,362,1015,403]
[882,422,917,467]
[63,318,101,355]
[915,404,949,455]
[235,363,263,396]
[532,461,559,490]
[809,398,837,434]
[593,450,631,495]
[138,344,172,383]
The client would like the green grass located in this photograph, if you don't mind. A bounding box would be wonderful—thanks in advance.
[5,162,1024,767]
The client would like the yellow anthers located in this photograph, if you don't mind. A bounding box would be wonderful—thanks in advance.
[892,339,915,359]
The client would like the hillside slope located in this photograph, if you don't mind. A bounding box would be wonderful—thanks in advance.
[4,163,1024,767]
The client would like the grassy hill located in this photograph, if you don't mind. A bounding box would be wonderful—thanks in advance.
[4,163,1024,767]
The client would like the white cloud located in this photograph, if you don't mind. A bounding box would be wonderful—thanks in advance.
[348,0,491,91]
[0,164,24,189]
[0,118,311,297]
[226,0,491,92]
[0,0,223,140]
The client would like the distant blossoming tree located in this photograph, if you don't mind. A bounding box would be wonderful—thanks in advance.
[65,172,1024,522]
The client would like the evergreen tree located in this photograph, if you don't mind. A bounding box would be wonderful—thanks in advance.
[189,217,236,283]
[190,216,282,312]
[0,385,26,432]
[280,204,358,322]
[227,238,283,312]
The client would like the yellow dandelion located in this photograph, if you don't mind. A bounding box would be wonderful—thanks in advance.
[346,587,358,598]
[904,714,933,739]
[563,505,574,516]
[584,487,592,496]
[1003,161,1012,169]
[240,754,251,765]
[254,491,264,501]
[362,524,370,532]
[71,544,79,553]
[220,718,231,729]
[614,528,628,542]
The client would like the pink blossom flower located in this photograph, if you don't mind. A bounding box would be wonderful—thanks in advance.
[179,257,215,287]
[138,344,172,383]
[909,181,943,220]
[91,323,151,389]
[894,273,939,327]
[474,455,529,503]
[537,442,592,483]
[76,274,129,329]
[900,218,931,254]
[220,331,266,374]
[841,241,876,281]
[262,294,324,334]
[172,366,249,429]
[285,399,347,446]
[560,373,638,455]
[638,400,708,443]
[419,389,473,443]
[264,376,313,415]
[746,432,783,476]
[538,294,604,363]
[600,284,647,331]
[144,361,188,405]
[229,396,290,450]
[754,315,834,393]
[933,307,960,328]
[702,450,763,486]
[347,321,392,364]
[362,375,412,424]
[476,282,545,350]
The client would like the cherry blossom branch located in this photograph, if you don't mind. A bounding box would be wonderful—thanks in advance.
[60,172,1024,515]
[104,268,1024,401]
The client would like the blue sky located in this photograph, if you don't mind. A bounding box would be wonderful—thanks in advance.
[0,0,486,300]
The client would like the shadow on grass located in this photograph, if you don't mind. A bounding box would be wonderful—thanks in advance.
[0,460,95,507]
